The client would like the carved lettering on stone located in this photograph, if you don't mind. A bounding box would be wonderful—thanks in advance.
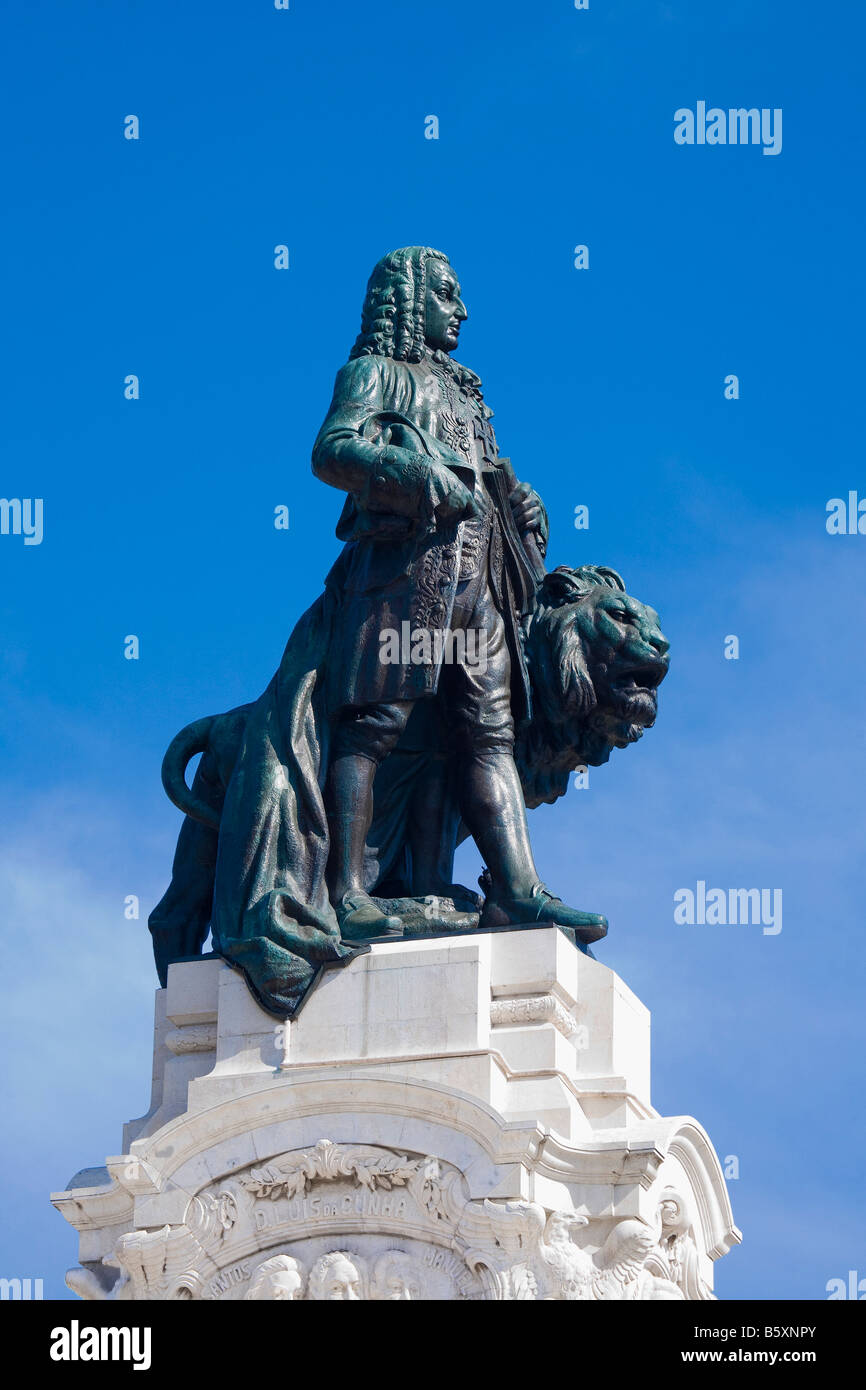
[229,1139,457,1231]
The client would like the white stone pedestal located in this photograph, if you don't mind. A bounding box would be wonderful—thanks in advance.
[53,930,740,1301]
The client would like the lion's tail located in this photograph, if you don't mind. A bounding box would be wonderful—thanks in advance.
[161,716,222,829]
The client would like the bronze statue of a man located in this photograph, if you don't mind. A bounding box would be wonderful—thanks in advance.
[313,246,607,944]
[148,245,669,1017]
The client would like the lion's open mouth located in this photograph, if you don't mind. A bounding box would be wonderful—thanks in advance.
[613,663,667,694]
[607,664,666,731]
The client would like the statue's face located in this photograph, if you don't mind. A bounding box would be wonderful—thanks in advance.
[270,1268,302,1300]
[321,1257,361,1300]
[424,262,467,352]
[382,1273,421,1300]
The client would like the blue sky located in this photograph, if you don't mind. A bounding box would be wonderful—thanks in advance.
[2,0,864,1299]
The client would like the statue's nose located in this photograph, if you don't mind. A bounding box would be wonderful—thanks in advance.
[651,631,670,658]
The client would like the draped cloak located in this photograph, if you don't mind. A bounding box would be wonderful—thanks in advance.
[207,585,362,1018]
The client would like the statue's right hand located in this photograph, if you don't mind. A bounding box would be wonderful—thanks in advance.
[435,479,480,523]
[367,449,480,525]
[427,462,481,523]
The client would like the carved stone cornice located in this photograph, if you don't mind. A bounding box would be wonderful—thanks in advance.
[165,1025,217,1055]
[490,993,580,1039]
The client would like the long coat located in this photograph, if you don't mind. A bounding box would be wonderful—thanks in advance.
[311,351,543,718]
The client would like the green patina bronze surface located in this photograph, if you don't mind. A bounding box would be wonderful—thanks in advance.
[149,247,669,1017]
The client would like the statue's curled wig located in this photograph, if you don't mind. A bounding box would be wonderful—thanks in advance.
[350,246,450,362]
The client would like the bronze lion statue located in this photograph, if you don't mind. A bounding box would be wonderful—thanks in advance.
[516,564,669,807]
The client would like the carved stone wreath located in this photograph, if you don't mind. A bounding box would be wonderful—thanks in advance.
[240,1139,434,1206]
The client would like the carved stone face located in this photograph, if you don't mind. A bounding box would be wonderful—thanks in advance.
[269,1268,303,1300]
[245,1256,305,1301]
[381,1272,422,1300]
[319,1256,361,1301]
[424,262,467,353]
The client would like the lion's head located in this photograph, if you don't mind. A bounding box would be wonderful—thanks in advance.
[517,565,669,807]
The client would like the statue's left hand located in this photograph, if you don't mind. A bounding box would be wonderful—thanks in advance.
[509,481,545,537]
